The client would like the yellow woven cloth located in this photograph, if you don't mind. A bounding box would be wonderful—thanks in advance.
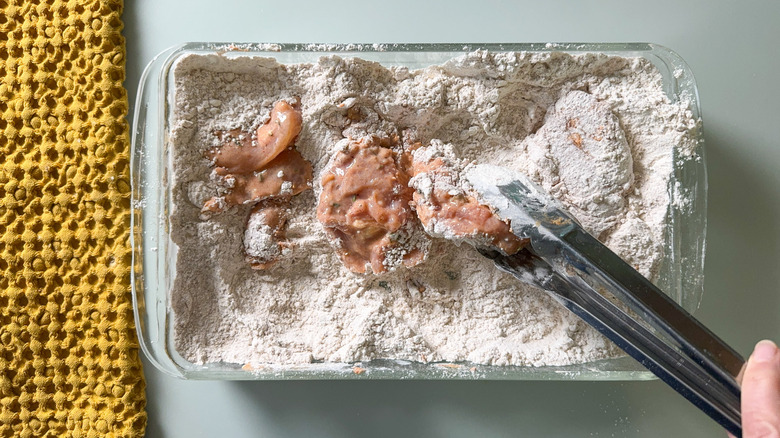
[0,0,147,436]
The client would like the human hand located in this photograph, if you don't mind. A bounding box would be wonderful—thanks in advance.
[734,340,780,437]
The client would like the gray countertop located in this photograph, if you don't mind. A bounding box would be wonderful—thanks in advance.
[125,0,780,436]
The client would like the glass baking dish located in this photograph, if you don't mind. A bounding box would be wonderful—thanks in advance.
[130,43,706,380]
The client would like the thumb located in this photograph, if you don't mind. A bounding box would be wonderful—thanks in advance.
[741,340,780,438]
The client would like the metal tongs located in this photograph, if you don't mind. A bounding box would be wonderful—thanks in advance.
[465,165,745,437]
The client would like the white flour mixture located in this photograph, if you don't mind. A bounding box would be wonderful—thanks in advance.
[168,51,699,368]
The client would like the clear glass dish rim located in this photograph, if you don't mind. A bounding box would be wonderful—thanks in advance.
[130,42,706,381]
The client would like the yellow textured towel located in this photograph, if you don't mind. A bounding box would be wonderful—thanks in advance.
[0,0,147,436]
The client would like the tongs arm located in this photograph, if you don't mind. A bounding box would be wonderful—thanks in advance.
[489,248,743,437]
[557,226,744,381]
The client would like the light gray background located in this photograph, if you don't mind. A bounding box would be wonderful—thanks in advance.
[124,1,780,436]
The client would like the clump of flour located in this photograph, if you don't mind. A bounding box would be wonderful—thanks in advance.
[244,210,281,263]
[168,50,699,368]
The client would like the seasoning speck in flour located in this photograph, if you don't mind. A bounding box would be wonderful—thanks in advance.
[168,51,699,368]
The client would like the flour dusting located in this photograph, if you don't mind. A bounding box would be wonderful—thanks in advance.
[168,51,699,368]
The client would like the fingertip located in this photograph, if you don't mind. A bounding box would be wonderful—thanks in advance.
[751,340,779,364]
[742,340,780,438]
